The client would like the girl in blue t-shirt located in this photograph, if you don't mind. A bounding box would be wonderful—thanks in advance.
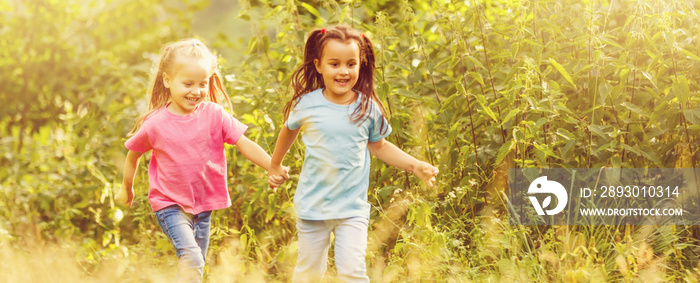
[268,25,439,282]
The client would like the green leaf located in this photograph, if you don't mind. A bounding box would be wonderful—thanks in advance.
[247,37,257,53]
[674,75,690,106]
[680,49,700,61]
[439,93,459,112]
[240,234,248,249]
[522,38,541,48]
[600,36,624,49]
[549,58,575,86]
[501,108,520,126]
[397,88,428,102]
[390,61,411,72]
[640,147,663,166]
[262,35,270,53]
[662,31,675,48]
[510,42,520,57]
[495,139,514,165]
[621,144,642,163]
[561,140,576,158]
[378,186,398,200]
[238,14,251,21]
[299,3,321,19]
[593,140,614,154]
[641,71,658,90]
[684,109,700,125]
[598,82,612,106]
[475,95,498,122]
[533,143,559,159]
[434,56,452,69]
[588,124,610,138]
[619,68,631,82]
[458,82,468,96]
[469,71,485,86]
[621,102,649,117]
[467,55,486,70]
[556,128,575,140]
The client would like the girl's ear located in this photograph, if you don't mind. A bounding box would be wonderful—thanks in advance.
[314,58,322,74]
[162,72,171,88]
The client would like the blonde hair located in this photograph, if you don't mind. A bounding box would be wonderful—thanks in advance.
[129,38,232,135]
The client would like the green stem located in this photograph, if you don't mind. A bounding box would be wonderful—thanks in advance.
[475,1,506,144]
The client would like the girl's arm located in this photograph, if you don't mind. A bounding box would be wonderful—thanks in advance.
[368,138,439,187]
[235,135,274,170]
[235,135,288,187]
[268,125,300,189]
[116,150,144,207]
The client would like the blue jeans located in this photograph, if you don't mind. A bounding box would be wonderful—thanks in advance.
[155,205,212,283]
[293,217,370,283]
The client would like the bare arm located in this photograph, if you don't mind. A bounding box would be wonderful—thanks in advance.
[235,135,274,170]
[268,125,300,189]
[368,138,439,187]
[235,135,289,187]
[116,150,144,207]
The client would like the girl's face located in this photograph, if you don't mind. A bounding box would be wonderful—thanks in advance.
[163,56,212,115]
[314,39,360,105]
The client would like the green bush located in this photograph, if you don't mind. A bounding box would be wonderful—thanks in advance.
[2,0,700,282]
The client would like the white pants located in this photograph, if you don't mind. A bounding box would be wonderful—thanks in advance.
[293,217,370,283]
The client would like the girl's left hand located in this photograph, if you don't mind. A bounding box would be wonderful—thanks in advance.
[414,162,439,187]
[115,185,134,207]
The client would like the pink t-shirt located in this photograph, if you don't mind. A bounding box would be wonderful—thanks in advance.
[125,102,247,214]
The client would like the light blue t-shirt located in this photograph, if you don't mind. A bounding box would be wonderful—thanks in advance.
[286,88,392,220]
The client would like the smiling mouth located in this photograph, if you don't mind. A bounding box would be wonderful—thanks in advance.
[186,97,199,102]
[335,79,349,84]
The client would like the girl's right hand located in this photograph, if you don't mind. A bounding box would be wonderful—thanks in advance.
[268,165,290,191]
[115,185,134,207]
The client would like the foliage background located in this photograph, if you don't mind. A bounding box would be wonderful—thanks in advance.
[2,0,700,281]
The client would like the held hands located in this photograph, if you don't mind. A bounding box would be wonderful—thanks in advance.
[268,165,290,191]
[413,161,440,187]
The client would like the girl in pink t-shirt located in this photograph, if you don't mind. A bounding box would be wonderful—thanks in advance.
[115,38,287,282]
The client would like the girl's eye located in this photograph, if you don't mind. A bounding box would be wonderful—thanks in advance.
[184,83,193,87]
